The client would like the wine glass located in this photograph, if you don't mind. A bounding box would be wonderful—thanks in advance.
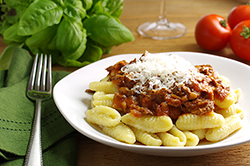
[137,0,187,40]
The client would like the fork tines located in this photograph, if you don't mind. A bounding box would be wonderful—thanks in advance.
[28,53,52,93]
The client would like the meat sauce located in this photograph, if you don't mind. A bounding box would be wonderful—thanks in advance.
[106,56,230,121]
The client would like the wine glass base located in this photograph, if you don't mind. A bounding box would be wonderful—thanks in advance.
[138,21,187,40]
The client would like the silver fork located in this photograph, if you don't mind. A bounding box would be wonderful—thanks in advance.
[24,53,52,166]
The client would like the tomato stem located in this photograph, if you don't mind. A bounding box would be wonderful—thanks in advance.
[220,20,228,28]
[240,25,250,39]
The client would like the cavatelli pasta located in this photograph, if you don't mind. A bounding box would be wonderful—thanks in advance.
[121,113,173,133]
[101,76,110,82]
[183,131,199,146]
[215,104,244,119]
[86,54,245,147]
[191,129,207,140]
[93,91,114,100]
[235,105,244,119]
[86,106,121,127]
[131,127,162,146]
[91,91,114,108]
[157,126,186,147]
[92,99,113,108]
[102,122,136,144]
[176,112,225,130]
[215,90,237,109]
[89,81,118,94]
[234,88,242,102]
[205,114,242,142]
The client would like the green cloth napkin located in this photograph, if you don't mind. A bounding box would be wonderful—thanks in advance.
[0,48,77,166]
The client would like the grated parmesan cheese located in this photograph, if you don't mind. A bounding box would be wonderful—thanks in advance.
[121,51,205,93]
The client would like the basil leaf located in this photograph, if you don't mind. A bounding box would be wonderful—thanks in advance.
[81,0,93,10]
[101,0,123,17]
[3,22,28,43]
[0,43,23,70]
[56,17,87,60]
[63,0,86,20]
[90,1,103,14]
[56,38,90,67]
[65,31,87,61]
[90,0,123,17]
[58,58,91,67]
[25,25,58,49]
[78,40,102,62]
[51,0,64,6]
[83,14,134,47]
[47,35,58,51]
[18,0,63,36]
[4,0,33,8]
[0,20,11,36]
[105,0,123,17]
[0,0,135,68]
[4,0,33,24]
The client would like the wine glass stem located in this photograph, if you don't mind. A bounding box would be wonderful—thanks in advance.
[158,0,169,25]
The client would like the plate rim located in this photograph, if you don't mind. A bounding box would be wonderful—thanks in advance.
[53,51,250,156]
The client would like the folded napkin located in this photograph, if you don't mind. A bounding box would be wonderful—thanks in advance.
[0,48,77,166]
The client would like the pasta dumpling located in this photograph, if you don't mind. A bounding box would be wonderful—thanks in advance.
[86,106,121,127]
[176,112,225,130]
[215,104,244,119]
[158,126,186,147]
[131,127,162,146]
[191,129,207,140]
[89,81,118,94]
[85,52,244,147]
[215,90,237,109]
[91,91,114,108]
[205,114,242,142]
[183,131,199,146]
[121,113,173,133]
[103,122,136,144]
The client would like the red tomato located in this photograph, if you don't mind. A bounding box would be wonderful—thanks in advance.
[195,14,231,51]
[230,20,250,61]
[228,3,250,29]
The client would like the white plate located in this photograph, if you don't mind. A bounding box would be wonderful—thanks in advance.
[53,52,250,157]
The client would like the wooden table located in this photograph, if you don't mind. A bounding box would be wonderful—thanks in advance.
[1,0,250,165]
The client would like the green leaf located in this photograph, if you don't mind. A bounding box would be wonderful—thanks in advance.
[81,0,93,10]
[25,24,58,49]
[0,0,134,68]
[90,1,104,14]
[4,0,33,8]
[78,40,102,62]
[64,31,87,61]
[89,0,123,17]
[4,0,33,24]
[102,0,124,17]
[57,58,92,67]
[63,0,86,20]
[56,16,87,60]
[0,43,23,70]
[18,0,63,36]
[0,20,11,35]
[3,22,28,43]
[51,0,64,6]
[47,34,58,50]
[83,14,134,47]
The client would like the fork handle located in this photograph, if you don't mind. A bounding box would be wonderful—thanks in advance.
[24,99,43,166]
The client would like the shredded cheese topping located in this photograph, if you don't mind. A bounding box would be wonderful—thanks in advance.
[121,51,205,93]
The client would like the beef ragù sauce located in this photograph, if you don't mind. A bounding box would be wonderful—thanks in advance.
[107,51,230,120]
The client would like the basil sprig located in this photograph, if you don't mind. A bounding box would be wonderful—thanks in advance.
[0,0,134,69]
